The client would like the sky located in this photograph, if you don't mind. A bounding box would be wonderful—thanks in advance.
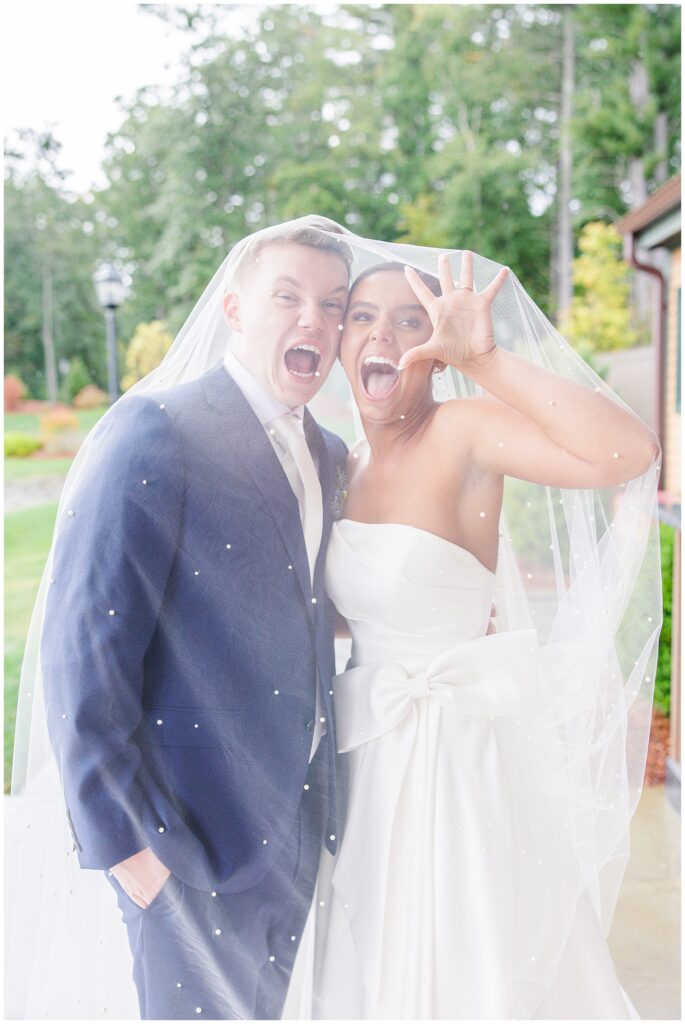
[2,2,253,193]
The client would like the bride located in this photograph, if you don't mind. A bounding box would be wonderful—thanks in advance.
[285,252,660,1019]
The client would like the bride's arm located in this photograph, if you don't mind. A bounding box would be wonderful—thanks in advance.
[402,252,659,488]
[449,347,659,488]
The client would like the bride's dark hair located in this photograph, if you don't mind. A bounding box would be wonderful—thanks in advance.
[350,260,441,300]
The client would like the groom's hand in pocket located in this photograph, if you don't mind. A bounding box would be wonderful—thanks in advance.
[110,847,171,909]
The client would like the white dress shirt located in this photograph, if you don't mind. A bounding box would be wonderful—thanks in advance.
[223,350,325,760]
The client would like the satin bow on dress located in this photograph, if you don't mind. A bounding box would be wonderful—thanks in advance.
[335,627,540,753]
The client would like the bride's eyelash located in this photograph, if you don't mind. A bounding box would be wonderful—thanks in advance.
[350,311,422,329]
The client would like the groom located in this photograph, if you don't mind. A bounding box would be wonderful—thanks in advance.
[41,221,351,1019]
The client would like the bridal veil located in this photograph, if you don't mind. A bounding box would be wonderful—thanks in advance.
[6,215,661,1018]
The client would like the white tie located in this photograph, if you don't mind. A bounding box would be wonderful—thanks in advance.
[270,412,325,761]
[270,412,323,584]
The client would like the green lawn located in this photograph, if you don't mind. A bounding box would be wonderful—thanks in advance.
[5,406,108,437]
[5,457,74,481]
[4,503,59,791]
[4,412,42,434]
[4,406,106,482]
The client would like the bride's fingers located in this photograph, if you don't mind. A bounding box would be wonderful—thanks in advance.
[482,266,509,301]
[438,253,455,295]
[397,340,441,372]
[459,250,474,291]
[403,265,435,309]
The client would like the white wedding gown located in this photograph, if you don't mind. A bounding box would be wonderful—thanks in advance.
[284,519,639,1020]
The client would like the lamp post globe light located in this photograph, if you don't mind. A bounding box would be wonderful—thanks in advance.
[92,261,126,404]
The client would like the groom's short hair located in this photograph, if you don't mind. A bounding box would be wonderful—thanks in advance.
[230,218,353,288]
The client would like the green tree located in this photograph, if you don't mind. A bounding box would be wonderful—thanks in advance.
[4,130,107,397]
[374,4,561,309]
[7,2,677,374]
[572,4,681,222]
[100,2,399,339]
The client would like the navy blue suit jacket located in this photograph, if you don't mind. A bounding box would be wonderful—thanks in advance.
[42,363,347,892]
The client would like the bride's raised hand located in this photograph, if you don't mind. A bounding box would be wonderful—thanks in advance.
[398,251,509,373]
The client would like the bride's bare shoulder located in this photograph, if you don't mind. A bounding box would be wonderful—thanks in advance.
[431,394,506,436]
[430,396,507,479]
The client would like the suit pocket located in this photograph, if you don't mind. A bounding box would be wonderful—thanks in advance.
[146,871,183,913]
[112,870,181,915]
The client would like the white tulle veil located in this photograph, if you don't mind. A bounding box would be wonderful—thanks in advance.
[6,215,661,1019]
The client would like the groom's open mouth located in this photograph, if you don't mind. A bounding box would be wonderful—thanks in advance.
[360,355,400,401]
[284,342,323,379]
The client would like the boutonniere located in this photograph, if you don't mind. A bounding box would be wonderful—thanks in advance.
[332,464,348,520]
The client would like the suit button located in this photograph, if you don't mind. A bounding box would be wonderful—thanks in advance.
[305,720,315,732]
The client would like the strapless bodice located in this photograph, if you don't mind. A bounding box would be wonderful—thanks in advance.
[325,519,497,669]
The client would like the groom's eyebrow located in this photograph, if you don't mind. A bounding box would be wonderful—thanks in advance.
[273,275,303,288]
[273,275,348,294]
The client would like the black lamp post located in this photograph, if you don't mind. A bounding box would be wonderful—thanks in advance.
[93,262,126,404]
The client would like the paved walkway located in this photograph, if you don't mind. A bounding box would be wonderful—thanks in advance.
[609,784,681,1018]
[4,475,67,514]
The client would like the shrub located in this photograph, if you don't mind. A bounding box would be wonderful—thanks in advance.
[559,222,639,353]
[4,375,26,411]
[73,384,109,409]
[39,408,80,454]
[60,357,92,403]
[5,433,43,457]
[40,408,79,435]
[655,522,674,715]
[122,321,173,390]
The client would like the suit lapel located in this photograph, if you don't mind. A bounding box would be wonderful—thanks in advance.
[202,366,312,602]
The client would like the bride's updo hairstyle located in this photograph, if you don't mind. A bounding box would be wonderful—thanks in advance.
[348,259,441,302]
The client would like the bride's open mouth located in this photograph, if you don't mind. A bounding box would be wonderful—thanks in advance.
[360,355,400,401]
[284,343,323,379]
